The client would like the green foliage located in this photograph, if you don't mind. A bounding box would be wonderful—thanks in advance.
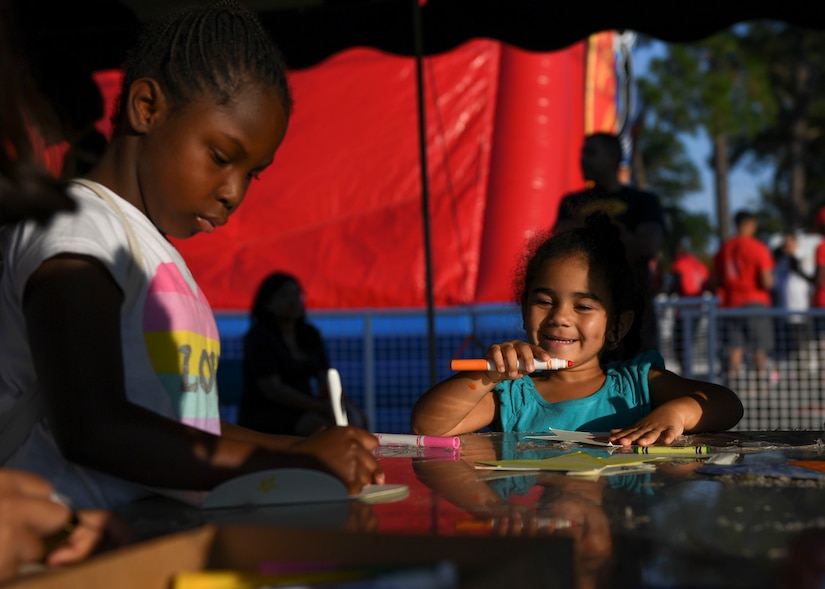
[637,126,701,206]
[647,30,776,144]
[633,26,783,252]
[739,23,825,227]
[637,23,825,242]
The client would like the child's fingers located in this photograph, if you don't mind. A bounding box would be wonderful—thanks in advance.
[45,511,111,566]
[610,423,681,447]
[502,344,523,376]
[0,495,75,579]
[0,524,45,581]
[0,470,54,501]
[485,343,507,372]
[608,425,650,446]
[341,444,382,495]
[0,496,70,537]
[487,341,533,376]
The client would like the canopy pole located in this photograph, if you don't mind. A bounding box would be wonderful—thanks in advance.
[411,0,437,387]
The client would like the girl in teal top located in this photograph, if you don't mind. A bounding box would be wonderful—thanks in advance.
[411,213,744,447]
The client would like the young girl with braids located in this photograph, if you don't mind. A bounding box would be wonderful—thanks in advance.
[411,213,743,446]
[0,1,382,509]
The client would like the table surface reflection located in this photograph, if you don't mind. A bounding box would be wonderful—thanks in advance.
[122,430,825,589]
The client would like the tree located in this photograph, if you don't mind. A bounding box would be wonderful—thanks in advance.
[740,23,825,230]
[631,109,712,256]
[643,29,777,242]
[632,44,711,259]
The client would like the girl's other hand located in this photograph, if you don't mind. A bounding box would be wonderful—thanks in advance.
[608,406,686,446]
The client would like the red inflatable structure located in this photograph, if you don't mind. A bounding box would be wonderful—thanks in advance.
[91,34,620,311]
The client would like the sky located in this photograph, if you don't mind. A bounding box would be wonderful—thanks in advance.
[631,39,775,234]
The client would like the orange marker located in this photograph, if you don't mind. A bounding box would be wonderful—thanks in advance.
[451,358,573,372]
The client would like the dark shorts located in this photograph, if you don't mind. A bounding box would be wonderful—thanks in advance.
[724,304,773,352]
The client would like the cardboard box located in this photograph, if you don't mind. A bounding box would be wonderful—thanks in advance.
[4,525,575,588]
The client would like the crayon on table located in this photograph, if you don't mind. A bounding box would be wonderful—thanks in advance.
[450,358,573,371]
[374,433,461,449]
[633,445,712,455]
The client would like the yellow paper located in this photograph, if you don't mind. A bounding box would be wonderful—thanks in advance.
[475,451,663,476]
[172,569,366,589]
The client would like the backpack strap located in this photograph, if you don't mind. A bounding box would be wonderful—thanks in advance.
[71,178,144,270]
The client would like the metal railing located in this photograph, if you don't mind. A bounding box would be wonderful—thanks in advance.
[657,295,825,431]
[216,298,825,433]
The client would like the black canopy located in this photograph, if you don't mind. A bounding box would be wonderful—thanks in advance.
[14,1,825,71]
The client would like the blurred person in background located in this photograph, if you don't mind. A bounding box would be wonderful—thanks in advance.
[553,132,666,352]
[668,240,709,375]
[771,231,815,373]
[239,272,367,436]
[710,210,775,386]
[810,208,825,390]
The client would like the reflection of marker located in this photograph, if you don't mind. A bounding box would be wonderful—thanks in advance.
[451,358,573,372]
[633,445,711,455]
[456,517,580,531]
[374,445,460,461]
[375,433,461,449]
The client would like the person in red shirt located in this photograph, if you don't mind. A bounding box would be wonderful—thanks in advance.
[812,208,825,309]
[669,241,710,375]
[672,241,710,298]
[811,209,825,387]
[711,210,775,381]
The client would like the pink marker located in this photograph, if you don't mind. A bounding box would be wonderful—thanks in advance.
[451,358,573,372]
[374,433,461,449]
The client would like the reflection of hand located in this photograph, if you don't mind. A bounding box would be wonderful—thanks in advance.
[537,478,613,589]
[486,504,579,538]
[290,427,384,495]
[342,501,378,533]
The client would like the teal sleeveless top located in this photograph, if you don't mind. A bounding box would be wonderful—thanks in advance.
[494,350,664,433]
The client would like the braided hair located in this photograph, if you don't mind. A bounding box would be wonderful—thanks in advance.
[114,0,292,132]
[515,212,646,362]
